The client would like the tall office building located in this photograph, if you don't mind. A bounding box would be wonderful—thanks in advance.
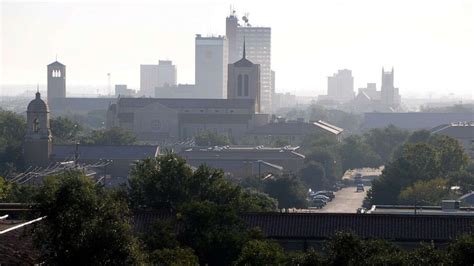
[381,67,401,107]
[157,60,177,87]
[140,64,159,97]
[327,69,355,103]
[226,12,272,113]
[140,60,177,97]
[195,35,228,98]
[47,61,66,103]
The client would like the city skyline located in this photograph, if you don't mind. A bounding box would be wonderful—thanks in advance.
[1,0,473,99]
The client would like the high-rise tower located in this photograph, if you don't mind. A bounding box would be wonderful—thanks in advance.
[226,12,272,113]
[47,61,66,103]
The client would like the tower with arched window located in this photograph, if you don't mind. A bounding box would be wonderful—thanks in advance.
[227,41,261,112]
[24,92,52,167]
[47,60,66,103]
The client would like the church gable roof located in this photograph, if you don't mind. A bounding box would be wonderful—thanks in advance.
[47,61,65,67]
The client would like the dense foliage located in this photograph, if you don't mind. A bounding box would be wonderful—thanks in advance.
[194,130,231,146]
[0,110,26,174]
[32,171,143,264]
[368,132,471,205]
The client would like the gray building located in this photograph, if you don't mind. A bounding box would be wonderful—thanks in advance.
[246,120,344,146]
[195,35,228,98]
[157,60,177,87]
[363,112,474,130]
[226,12,272,113]
[327,69,355,103]
[115,84,135,97]
[431,121,474,158]
[178,145,305,178]
[47,61,66,103]
[227,42,261,113]
[106,97,269,143]
[140,64,159,97]
[381,67,401,107]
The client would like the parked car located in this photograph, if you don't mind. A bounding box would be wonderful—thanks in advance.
[315,190,335,200]
[356,207,367,214]
[311,199,326,209]
[313,195,330,202]
[356,184,364,192]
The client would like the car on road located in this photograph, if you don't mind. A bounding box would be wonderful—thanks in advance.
[310,199,326,208]
[315,190,335,200]
[312,194,330,202]
[356,207,367,214]
[356,184,364,192]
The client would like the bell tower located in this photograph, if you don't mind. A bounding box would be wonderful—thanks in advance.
[47,60,66,103]
[24,91,52,167]
[227,41,261,112]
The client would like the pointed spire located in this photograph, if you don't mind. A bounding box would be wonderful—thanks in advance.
[37,84,39,93]
[243,37,246,59]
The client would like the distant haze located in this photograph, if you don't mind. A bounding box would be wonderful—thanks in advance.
[1,0,473,99]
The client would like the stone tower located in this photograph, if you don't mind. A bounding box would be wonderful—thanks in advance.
[47,61,66,103]
[24,92,52,167]
[227,41,261,112]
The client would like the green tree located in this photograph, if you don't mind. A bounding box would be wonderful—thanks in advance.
[0,110,26,174]
[194,130,230,146]
[149,247,199,266]
[429,134,469,174]
[82,127,136,145]
[273,137,290,147]
[447,234,474,265]
[323,231,364,265]
[178,200,248,265]
[128,154,193,210]
[50,116,82,144]
[300,161,328,191]
[399,178,453,206]
[289,248,324,266]
[305,149,341,184]
[364,125,409,163]
[33,171,143,264]
[0,176,11,201]
[129,154,277,212]
[339,135,381,171]
[234,239,286,265]
[264,175,307,209]
[404,243,447,265]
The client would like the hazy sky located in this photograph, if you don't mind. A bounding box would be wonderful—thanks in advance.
[1,0,473,98]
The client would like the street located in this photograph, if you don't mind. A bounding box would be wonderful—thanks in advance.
[314,186,369,213]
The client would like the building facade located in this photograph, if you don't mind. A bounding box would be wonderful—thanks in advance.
[195,35,228,98]
[381,67,401,107]
[47,61,66,103]
[327,69,355,103]
[24,92,52,167]
[227,42,261,113]
[106,98,269,142]
[157,60,177,87]
[226,13,272,113]
[140,64,159,97]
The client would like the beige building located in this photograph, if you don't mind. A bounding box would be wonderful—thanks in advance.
[106,98,268,143]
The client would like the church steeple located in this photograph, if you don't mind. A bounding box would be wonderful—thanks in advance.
[242,38,246,59]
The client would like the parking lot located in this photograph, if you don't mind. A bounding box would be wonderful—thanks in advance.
[313,186,369,213]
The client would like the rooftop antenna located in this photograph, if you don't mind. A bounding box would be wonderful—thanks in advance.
[36,84,39,93]
[55,54,58,61]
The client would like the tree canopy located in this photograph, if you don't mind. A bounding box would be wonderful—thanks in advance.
[32,171,143,264]
[194,130,231,146]
[0,110,26,174]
